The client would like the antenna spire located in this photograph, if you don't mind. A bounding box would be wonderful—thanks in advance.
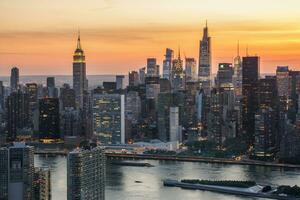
[77,30,81,50]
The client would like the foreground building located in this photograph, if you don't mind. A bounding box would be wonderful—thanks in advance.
[67,145,105,200]
[0,142,34,200]
[33,167,51,200]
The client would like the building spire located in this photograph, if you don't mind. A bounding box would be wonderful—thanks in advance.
[178,46,181,60]
[77,30,82,50]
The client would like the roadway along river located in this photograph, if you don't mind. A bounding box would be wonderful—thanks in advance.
[35,155,300,200]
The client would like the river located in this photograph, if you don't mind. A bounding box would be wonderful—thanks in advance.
[34,155,300,200]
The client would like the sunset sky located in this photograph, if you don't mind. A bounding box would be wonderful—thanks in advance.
[1,0,300,75]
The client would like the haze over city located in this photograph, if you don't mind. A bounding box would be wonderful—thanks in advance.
[1,0,300,75]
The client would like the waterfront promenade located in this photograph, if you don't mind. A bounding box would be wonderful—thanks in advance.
[34,149,300,169]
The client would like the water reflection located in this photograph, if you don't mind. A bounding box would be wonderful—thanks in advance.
[35,155,300,200]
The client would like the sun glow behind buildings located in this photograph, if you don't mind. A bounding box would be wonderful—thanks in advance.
[0,0,300,75]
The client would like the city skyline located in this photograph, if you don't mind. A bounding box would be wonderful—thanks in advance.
[1,0,300,75]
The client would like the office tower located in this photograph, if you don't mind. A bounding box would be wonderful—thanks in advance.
[125,91,141,141]
[208,88,222,146]
[39,98,60,139]
[6,90,30,141]
[276,66,290,97]
[185,58,197,81]
[10,67,19,92]
[157,93,173,141]
[0,143,34,200]
[254,76,278,157]
[288,70,300,123]
[163,48,174,80]
[128,71,139,87]
[0,81,4,110]
[60,84,76,110]
[60,107,81,137]
[67,145,105,200]
[233,42,243,99]
[146,58,159,77]
[242,56,260,145]
[92,93,125,144]
[25,83,38,129]
[198,21,211,95]
[125,91,141,124]
[46,77,57,98]
[139,67,146,84]
[169,107,180,142]
[33,167,51,200]
[116,75,125,90]
[216,63,234,88]
[73,32,87,109]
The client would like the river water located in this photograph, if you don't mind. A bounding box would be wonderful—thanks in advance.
[34,155,300,200]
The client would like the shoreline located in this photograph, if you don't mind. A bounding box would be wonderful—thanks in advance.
[33,150,300,169]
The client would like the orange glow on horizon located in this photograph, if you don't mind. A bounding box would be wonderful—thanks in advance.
[1,0,300,75]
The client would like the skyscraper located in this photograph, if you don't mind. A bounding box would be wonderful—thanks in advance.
[60,84,76,110]
[146,58,159,77]
[73,32,87,109]
[163,48,174,80]
[198,21,211,95]
[216,63,234,88]
[33,167,51,200]
[116,75,125,90]
[46,77,57,98]
[233,42,243,99]
[185,58,197,81]
[10,67,19,92]
[67,145,105,200]
[92,93,125,144]
[170,107,180,142]
[128,71,139,87]
[0,142,34,200]
[6,90,30,141]
[39,98,60,139]
[242,56,260,146]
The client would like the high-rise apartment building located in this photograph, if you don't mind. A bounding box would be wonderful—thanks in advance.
[0,143,34,200]
[67,145,105,200]
[33,167,51,200]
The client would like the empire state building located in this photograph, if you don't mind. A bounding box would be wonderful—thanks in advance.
[73,32,88,109]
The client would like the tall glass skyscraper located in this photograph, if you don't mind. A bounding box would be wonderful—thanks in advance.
[198,21,211,96]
